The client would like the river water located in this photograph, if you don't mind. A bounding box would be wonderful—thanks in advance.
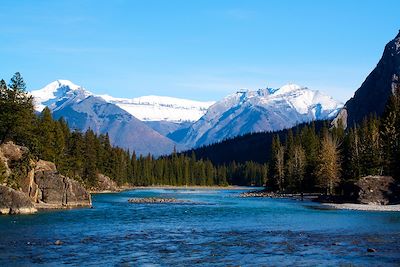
[1,188,399,266]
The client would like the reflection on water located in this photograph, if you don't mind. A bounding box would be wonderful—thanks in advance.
[1,188,399,266]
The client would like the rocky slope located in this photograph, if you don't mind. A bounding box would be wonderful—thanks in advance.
[334,30,400,128]
[0,142,91,214]
[182,84,342,148]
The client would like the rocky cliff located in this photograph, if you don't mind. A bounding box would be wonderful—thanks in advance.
[0,142,92,214]
[334,30,400,128]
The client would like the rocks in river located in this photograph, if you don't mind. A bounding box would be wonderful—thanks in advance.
[54,240,63,246]
[240,190,277,198]
[0,185,37,214]
[128,197,192,204]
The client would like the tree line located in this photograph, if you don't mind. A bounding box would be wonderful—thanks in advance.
[0,73,267,188]
[267,88,400,195]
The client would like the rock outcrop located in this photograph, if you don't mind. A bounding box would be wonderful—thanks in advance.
[33,169,92,208]
[0,142,92,214]
[0,185,37,214]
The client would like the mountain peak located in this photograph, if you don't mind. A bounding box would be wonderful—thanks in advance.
[46,80,82,91]
[31,80,92,112]
[274,83,303,95]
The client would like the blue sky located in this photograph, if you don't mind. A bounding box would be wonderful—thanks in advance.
[0,0,399,102]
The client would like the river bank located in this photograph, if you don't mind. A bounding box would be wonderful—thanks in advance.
[240,189,400,211]
[322,203,400,212]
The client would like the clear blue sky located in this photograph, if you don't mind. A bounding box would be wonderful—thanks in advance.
[0,0,398,102]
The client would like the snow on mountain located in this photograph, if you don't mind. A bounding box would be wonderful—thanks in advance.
[99,94,215,122]
[182,84,343,148]
[31,80,92,112]
[31,80,214,123]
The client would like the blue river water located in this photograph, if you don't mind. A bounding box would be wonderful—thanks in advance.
[0,188,400,266]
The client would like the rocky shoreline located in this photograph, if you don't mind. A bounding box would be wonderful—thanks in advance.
[322,203,400,212]
[240,188,400,212]
[0,142,92,215]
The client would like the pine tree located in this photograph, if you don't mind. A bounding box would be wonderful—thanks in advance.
[0,73,35,145]
[292,144,306,193]
[82,129,98,186]
[380,89,400,180]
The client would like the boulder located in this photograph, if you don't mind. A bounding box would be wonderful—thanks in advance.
[355,176,400,205]
[0,185,37,214]
[95,173,119,192]
[34,170,92,208]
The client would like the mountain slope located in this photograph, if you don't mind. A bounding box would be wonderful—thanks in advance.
[334,30,400,128]
[31,81,177,156]
[182,84,342,148]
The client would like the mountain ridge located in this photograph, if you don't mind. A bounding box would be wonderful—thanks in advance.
[181,84,343,148]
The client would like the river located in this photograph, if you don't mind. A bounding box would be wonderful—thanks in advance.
[1,188,399,266]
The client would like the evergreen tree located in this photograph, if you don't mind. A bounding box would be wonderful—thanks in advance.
[0,73,35,145]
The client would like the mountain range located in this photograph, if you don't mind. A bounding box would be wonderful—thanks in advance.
[31,81,343,155]
[182,84,342,147]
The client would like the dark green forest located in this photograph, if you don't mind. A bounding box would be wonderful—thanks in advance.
[0,73,267,188]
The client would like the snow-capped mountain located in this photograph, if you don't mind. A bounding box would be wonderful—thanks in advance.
[30,80,178,156]
[31,80,92,112]
[100,95,214,123]
[181,84,343,148]
[31,80,214,123]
